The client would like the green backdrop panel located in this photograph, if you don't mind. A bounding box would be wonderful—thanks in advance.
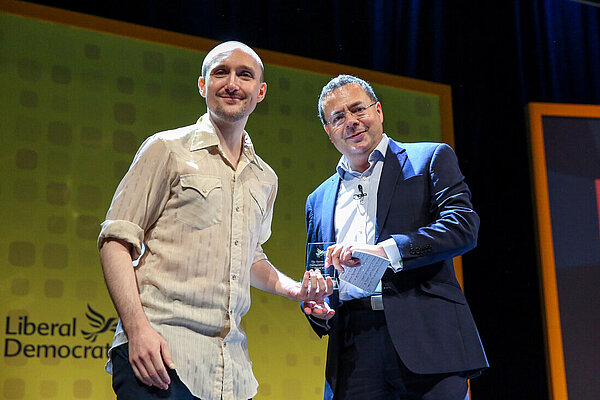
[0,11,442,400]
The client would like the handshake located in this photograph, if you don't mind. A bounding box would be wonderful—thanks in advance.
[301,242,389,320]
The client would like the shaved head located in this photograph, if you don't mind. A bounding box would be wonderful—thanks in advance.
[201,41,264,82]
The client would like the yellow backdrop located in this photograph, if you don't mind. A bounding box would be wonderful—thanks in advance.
[0,2,450,399]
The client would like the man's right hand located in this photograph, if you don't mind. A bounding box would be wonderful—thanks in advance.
[128,324,176,390]
[100,240,175,389]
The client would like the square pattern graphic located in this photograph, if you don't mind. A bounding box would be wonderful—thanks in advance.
[0,9,443,400]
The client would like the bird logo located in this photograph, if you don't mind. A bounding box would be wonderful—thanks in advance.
[81,304,117,343]
[315,248,326,258]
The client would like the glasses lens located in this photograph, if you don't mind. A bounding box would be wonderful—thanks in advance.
[329,114,343,128]
[329,103,375,128]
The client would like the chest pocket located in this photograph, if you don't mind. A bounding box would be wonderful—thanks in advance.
[249,185,268,215]
[176,174,222,230]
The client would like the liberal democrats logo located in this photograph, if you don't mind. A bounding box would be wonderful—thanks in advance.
[3,304,116,359]
[81,305,117,343]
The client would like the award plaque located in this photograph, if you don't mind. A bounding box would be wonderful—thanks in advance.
[305,241,338,289]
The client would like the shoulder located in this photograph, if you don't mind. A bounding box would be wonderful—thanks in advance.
[152,124,197,145]
[131,124,198,163]
[308,173,338,201]
[392,140,450,155]
[138,124,196,150]
[389,140,455,162]
[253,154,278,186]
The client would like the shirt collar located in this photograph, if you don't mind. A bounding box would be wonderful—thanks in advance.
[336,134,389,180]
[190,113,263,171]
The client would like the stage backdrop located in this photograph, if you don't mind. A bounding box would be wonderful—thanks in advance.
[529,103,600,400]
[0,1,452,399]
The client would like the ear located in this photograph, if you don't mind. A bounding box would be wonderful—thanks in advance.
[198,76,206,98]
[324,125,333,142]
[375,102,383,124]
[256,82,267,103]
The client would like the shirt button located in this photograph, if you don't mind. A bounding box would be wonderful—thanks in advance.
[235,206,240,212]
[234,240,239,246]
[232,274,237,280]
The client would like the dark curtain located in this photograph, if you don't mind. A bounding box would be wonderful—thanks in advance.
[24,0,600,398]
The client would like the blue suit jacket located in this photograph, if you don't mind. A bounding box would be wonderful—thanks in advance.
[305,140,488,398]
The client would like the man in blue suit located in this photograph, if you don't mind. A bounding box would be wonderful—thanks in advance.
[303,75,488,400]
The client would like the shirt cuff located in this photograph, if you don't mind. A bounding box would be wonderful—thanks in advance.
[381,238,403,272]
[253,244,268,265]
[98,219,144,260]
[308,314,331,330]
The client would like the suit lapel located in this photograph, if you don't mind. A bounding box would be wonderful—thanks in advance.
[376,140,408,241]
[320,176,340,242]
[318,175,340,307]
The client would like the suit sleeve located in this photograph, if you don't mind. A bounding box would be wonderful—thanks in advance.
[390,143,479,270]
[302,194,334,337]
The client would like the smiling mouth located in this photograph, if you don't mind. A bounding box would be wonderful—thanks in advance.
[221,96,243,101]
[346,130,365,140]
[218,91,245,101]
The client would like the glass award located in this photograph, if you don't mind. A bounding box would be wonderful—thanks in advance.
[305,241,339,289]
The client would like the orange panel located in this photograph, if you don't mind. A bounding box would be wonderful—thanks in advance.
[528,102,600,400]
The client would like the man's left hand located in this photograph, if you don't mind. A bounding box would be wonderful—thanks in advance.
[304,299,335,320]
[326,243,387,272]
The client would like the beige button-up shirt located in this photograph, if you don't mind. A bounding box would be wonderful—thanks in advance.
[98,113,277,400]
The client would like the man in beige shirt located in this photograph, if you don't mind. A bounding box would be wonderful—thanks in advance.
[98,41,333,400]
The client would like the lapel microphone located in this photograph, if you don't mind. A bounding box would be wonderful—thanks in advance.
[353,184,368,203]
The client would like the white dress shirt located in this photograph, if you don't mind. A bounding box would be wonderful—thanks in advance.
[334,134,403,301]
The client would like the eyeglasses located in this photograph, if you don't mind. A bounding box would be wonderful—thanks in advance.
[326,102,377,129]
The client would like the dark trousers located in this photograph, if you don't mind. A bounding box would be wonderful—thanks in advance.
[111,343,199,400]
[333,304,469,400]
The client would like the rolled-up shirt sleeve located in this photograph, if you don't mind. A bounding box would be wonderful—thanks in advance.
[98,220,145,259]
[98,135,173,259]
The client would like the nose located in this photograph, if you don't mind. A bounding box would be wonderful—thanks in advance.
[344,108,360,127]
[224,72,239,91]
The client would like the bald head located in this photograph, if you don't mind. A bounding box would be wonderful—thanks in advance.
[201,41,264,82]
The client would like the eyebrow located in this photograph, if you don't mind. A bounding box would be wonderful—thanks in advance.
[210,63,258,74]
[237,65,256,74]
[329,100,367,115]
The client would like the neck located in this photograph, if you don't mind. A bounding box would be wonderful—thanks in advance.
[209,113,247,168]
[348,156,370,173]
